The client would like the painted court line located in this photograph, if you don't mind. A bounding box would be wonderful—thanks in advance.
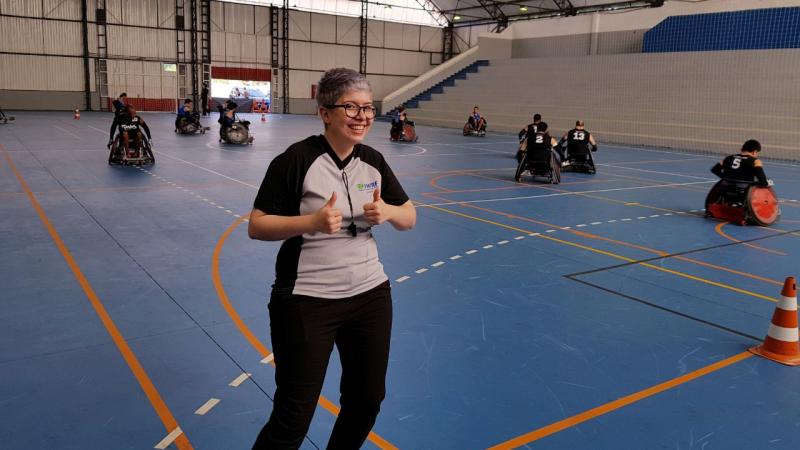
[1,146,194,450]
[396,276,411,282]
[431,261,445,267]
[194,398,221,416]
[466,249,478,254]
[228,373,251,387]
[415,268,428,274]
[488,352,753,449]
[514,236,525,240]
[260,354,275,364]
[483,244,494,249]
[417,180,714,207]
[498,240,509,245]
[154,427,184,449]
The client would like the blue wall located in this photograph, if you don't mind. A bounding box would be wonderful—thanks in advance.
[643,7,800,53]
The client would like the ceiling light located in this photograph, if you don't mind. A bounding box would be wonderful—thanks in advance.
[519,6,527,12]
[453,15,461,20]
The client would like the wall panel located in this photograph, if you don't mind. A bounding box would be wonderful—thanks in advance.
[43,0,80,20]
[337,16,360,45]
[0,17,44,53]
[289,10,311,40]
[311,13,336,43]
[366,19,384,47]
[0,0,42,16]
[401,24,419,51]
[43,21,83,56]
[384,22,403,49]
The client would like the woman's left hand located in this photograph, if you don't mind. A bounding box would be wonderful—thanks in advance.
[363,189,388,225]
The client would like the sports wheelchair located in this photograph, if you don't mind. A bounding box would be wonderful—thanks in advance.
[390,120,418,143]
[560,141,597,174]
[220,121,254,145]
[108,133,154,166]
[514,138,561,184]
[0,107,14,124]
[175,116,210,135]
[463,117,486,137]
[704,179,780,226]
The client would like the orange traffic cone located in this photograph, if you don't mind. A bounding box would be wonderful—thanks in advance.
[261,113,266,123]
[73,109,80,120]
[749,277,800,365]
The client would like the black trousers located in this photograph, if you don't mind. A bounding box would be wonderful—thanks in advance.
[253,281,392,450]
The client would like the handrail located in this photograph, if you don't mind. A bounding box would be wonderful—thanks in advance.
[380,46,481,112]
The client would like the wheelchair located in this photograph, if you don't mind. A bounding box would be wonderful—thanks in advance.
[390,121,418,143]
[515,144,561,184]
[704,179,780,226]
[463,118,486,137]
[108,133,155,166]
[0,107,14,124]
[561,142,597,174]
[175,116,210,135]
[220,121,254,145]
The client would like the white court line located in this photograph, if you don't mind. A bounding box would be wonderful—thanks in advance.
[482,244,494,249]
[598,163,714,180]
[228,373,251,387]
[590,222,602,225]
[417,181,715,207]
[545,229,556,233]
[384,145,427,157]
[431,261,445,267]
[55,126,82,139]
[528,233,540,236]
[576,224,587,227]
[154,427,183,449]
[260,354,275,364]
[450,254,462,260]
[153,150,260,189]
[88,125,107,135]
[514,236,525,240]
[498,240,509,245]
[621,218,632,221]
[396,276,411,282]
[649,214,660,218]
[465,249,478,254]
[415,268,428,274]
[194,398,221,416]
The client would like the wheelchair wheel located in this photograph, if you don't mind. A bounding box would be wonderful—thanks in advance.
[514,154,527,182]
[550,153,561,184]
[705,180,746,224]
[747,186,780,226]
[463,123,471,136]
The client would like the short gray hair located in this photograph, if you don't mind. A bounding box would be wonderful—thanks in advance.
[316,68,372,108]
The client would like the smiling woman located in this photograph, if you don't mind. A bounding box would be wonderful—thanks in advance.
[247,67,416,449]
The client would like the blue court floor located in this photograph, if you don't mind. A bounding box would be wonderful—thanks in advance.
[2,111,800,449]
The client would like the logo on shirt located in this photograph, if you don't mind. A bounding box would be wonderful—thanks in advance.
[356,180,378,191]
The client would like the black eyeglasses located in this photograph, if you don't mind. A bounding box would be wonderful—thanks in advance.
[324,103,377,119]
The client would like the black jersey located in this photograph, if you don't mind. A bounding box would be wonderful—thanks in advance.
[566,128,591,153]
[711,154,768,186]
[115,115,151,139]
[254,135,409,298]
[528,131,552,152]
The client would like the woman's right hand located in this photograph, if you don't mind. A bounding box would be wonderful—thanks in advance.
[314,192,343,234]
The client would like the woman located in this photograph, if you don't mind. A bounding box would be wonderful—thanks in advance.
[249,68,416,449]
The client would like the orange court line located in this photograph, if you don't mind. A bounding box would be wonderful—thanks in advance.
[212,218,399,450]
[715,222,787,256]
[1,146,193,450]
[487,352,754,449]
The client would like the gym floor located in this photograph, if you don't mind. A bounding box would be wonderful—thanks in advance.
[2,111,800,449]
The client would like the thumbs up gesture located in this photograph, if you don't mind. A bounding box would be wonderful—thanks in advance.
[314,192,343,234]
[363,188,387,226]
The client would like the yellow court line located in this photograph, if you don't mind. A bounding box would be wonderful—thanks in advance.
[1,146,193,450]
[422,203,778,304]
[487,352,754,449]
[212,218,399,450]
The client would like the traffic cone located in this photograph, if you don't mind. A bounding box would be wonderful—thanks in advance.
[73,109,80,120]
[261,113,266,123]
[749,276,800,365]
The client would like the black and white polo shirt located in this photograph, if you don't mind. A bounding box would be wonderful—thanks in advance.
[254,135,409,298]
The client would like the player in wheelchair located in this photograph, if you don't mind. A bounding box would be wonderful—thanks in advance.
[389,106,418,142]
[515,122,561,184]
[463,106,487,136]
[108,105,154,165]
[175,99,209,135]
[559,120,597,174]
[0,105,15,124]
[705,139,779,226]
[218,101,254,145]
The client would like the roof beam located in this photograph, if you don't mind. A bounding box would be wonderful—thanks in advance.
[453,0,663,27]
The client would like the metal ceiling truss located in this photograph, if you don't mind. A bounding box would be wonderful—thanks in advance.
[413,0,451,27]
[451,0,664,28]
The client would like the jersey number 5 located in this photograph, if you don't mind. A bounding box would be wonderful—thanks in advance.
[731,157,741,169]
